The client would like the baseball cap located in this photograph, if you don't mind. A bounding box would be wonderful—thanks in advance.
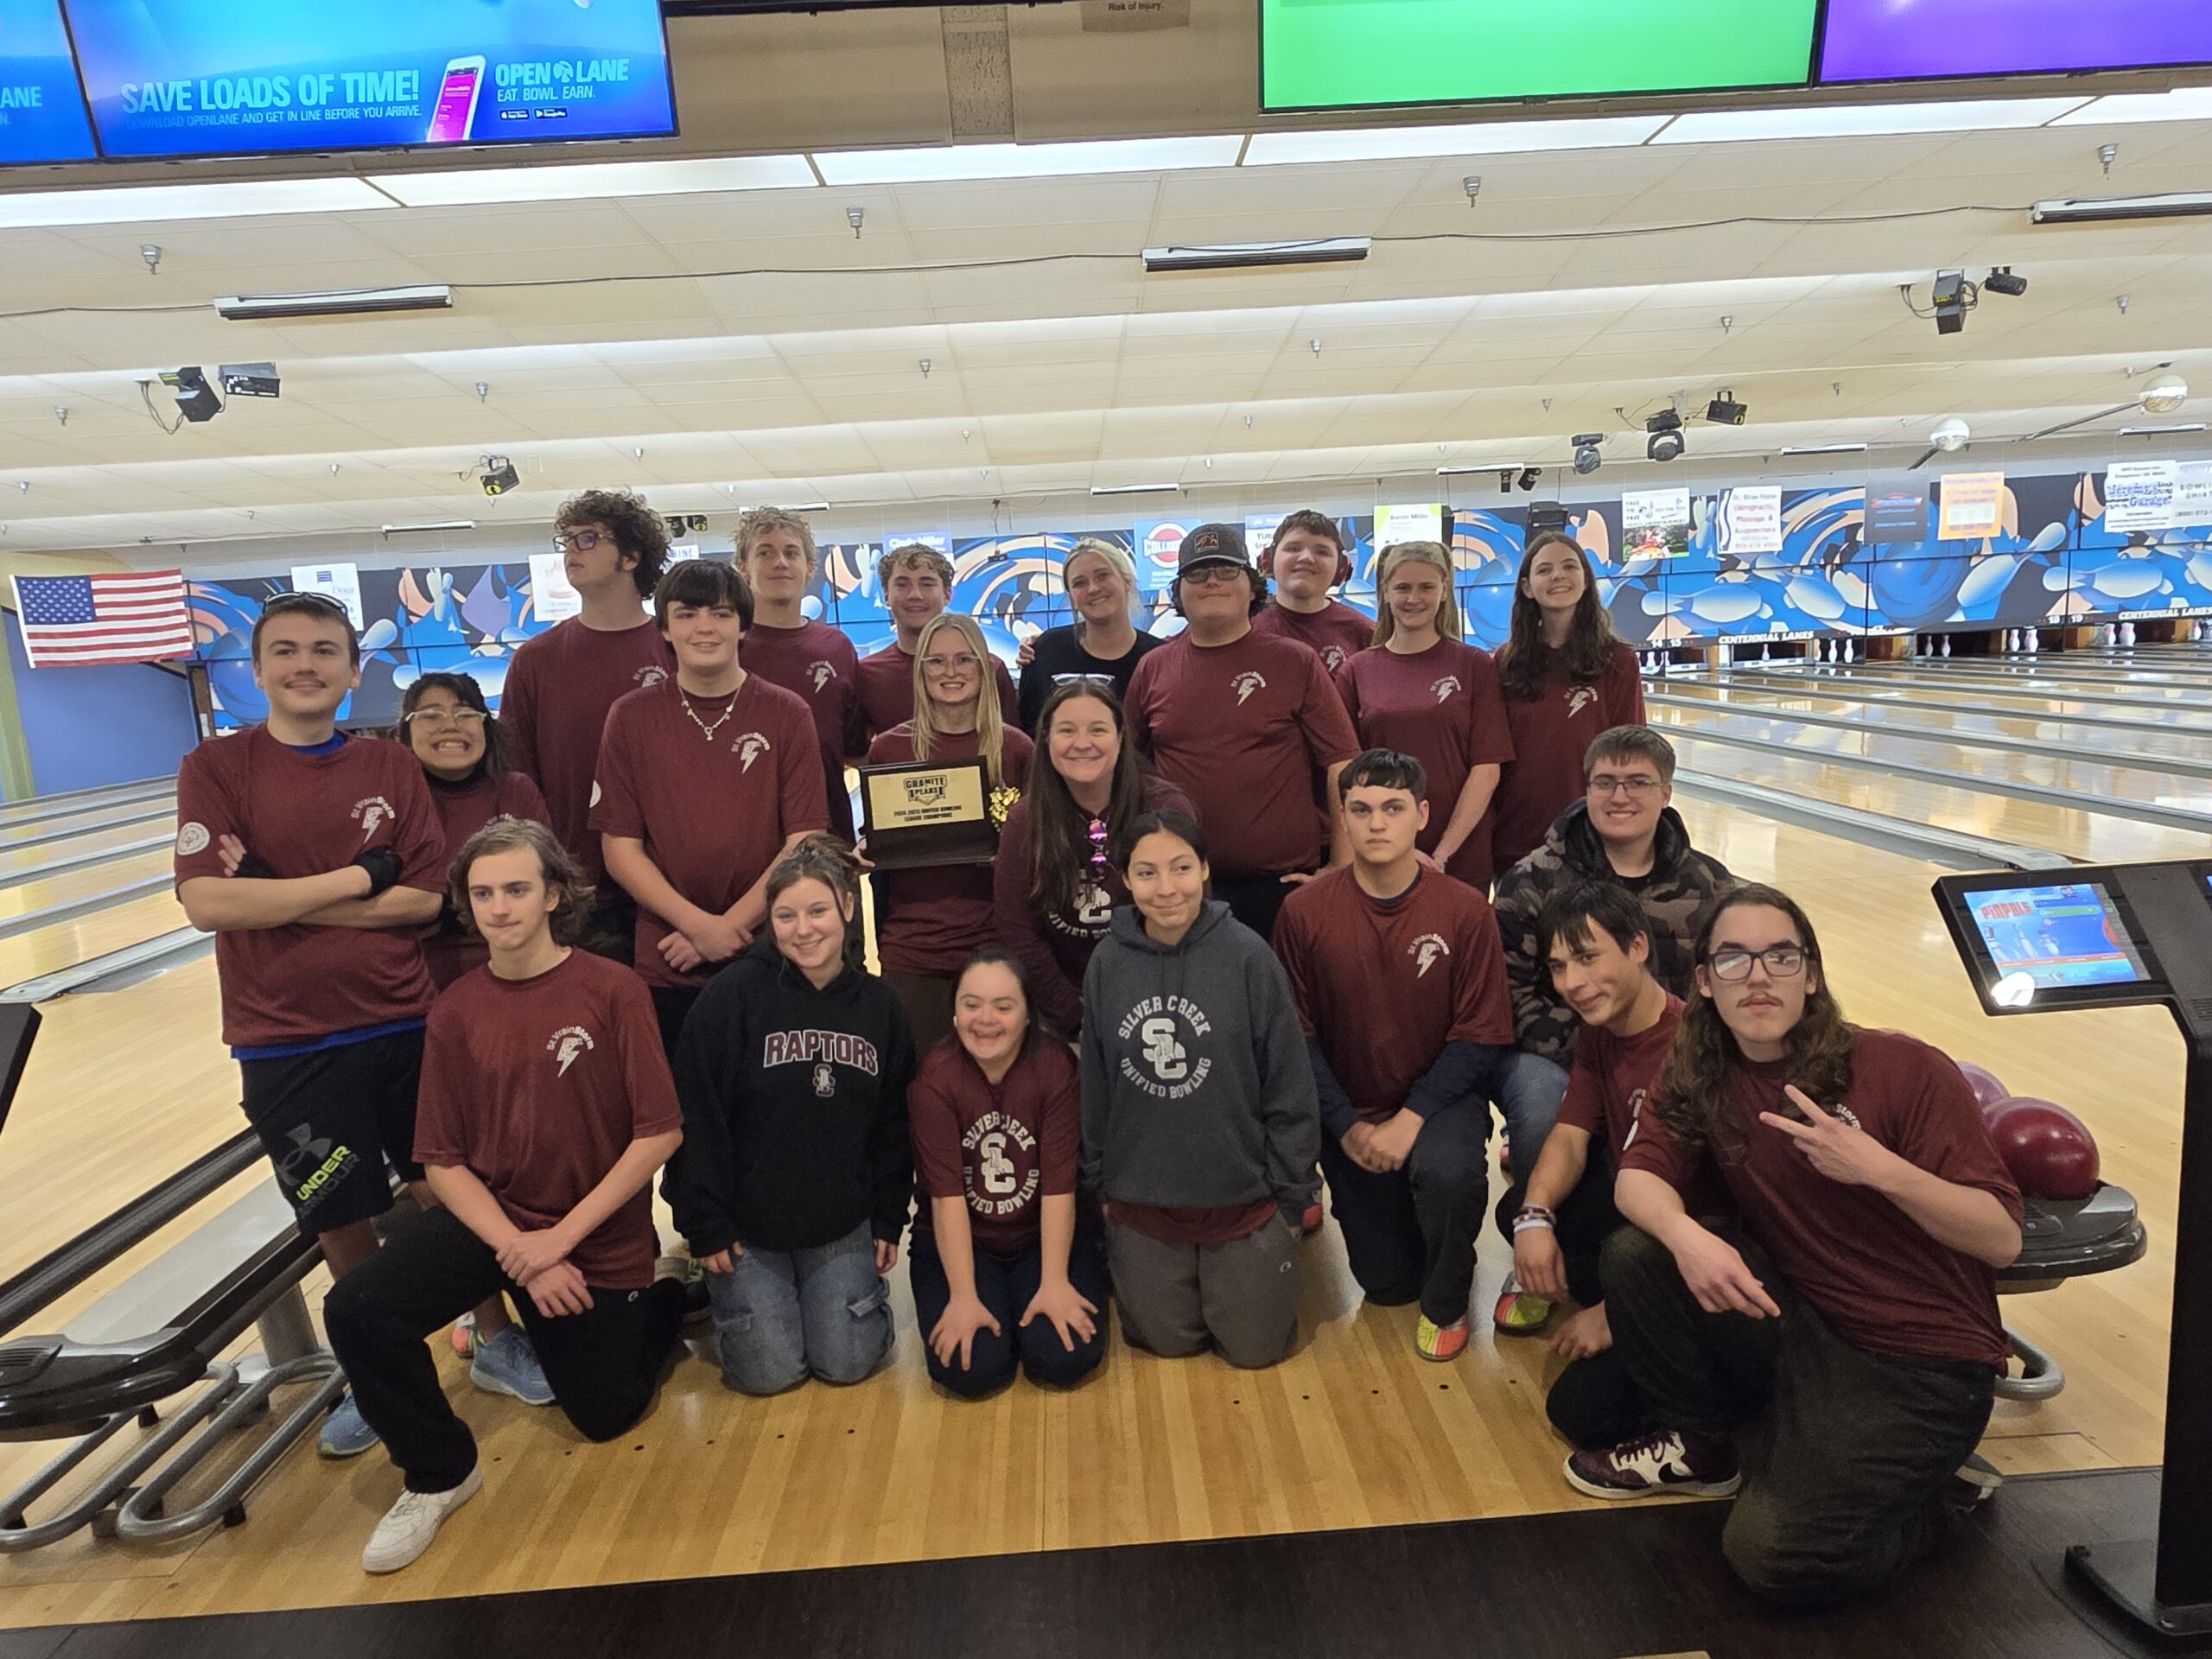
[1176,522,1251,575]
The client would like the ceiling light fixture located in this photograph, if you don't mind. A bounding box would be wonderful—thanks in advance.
[365,156,816,207]
[2140,372,2190,414]
[2119,423,2207,438]
[1243,116,1667,166]
[1778,443,1871,457]
[816,136,1242,187]
[1657,96,2087,146]
[1645,410,1685,464]
[1706,391,1749,426]
[1142,238,1370,273]
[381,521,477,535]
[1983,266,2029,297]
[216,284,453,321]
[2032,190,2212,226]
[1090,482,1179,496]
[1516,467,1541,492]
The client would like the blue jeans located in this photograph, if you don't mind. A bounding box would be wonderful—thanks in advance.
[1493,1049,1568,1165]
[705,1223,893,1395]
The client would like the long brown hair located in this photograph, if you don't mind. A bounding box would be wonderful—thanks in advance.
[1496,531,1618,701]
[1651,883,1856,1162]
[1027,678,1146,917]
[908,612,1013,787]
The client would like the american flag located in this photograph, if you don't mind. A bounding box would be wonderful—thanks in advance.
[11,571,195,668]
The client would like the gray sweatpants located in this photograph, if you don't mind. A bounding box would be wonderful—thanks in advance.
[1105,1211,1300,1369]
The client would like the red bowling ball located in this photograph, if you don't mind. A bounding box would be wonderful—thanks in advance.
[1956,1060,2012,1115]
[1985,1097,2101,1201]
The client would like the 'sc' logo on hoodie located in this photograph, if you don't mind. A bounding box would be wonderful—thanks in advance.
[1140,1017,1187,1080]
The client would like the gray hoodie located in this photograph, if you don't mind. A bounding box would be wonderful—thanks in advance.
[1079,899,1321,1217]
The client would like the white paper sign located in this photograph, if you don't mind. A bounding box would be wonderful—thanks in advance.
[668,543,702,564]
[528,552,582,623]
[290,563,364,626]
[2177,461,2212,523]
[2105,461,2178,532]
[1715,486,1783,556]
[1375,504,1444,546]
[1621,487,1693,557]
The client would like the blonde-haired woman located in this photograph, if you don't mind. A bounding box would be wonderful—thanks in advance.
[1015,537,1163,731]
[1335,541,1515,887]
[864,612,1034,1049]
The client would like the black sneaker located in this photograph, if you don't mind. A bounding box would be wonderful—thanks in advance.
[1565,1428,1741,1501]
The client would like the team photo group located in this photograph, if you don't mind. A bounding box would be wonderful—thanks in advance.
[170,490,2027,1605]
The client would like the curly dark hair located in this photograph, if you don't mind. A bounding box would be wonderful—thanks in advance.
[1496,531,1620,702]
[556,488,671,600]
[1650,883,1855,1163]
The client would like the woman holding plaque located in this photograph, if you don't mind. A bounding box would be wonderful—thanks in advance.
[991,678,1192,1039]
[863,613,1034,1052]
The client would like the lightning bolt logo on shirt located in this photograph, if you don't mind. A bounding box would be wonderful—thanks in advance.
[350,797,393,841]
[1566,685,1599,718]
[1320,645,1347,672]
[734,732,770,771]
[1409,932,1449,977]
[547,1026,595,1077]
[808,660,836,692]
[1432,675,1462,703]
[1231,671,1267,705]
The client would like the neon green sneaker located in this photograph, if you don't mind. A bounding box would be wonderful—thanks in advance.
[1492,1274,1553,1334]
[1415,1313,1470,1362]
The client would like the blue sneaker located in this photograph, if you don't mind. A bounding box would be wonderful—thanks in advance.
[318,1393,380,1459]
[469,1327,555,1408]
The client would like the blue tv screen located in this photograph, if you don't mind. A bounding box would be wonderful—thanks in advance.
[0,0,98,164]
[1819,0,2212,82]
[64,0,677,160]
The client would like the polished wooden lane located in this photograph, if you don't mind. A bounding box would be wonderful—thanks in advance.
[0,892,192,988]
[1657,677,2212,757]
[0,802,2182,1630]
[0,853,172,927]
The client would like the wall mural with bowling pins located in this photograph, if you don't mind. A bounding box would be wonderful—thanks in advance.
[179,468,2212,731]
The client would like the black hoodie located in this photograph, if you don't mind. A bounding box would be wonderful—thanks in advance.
[671,936,917,1255]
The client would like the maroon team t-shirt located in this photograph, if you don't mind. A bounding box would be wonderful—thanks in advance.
[908,1035,1080,1255]
[1337,639,1516,886]
[990,776,1195,1037]
[1123,629,1360,880]
[588,675,830,988]
[1558,994,1685,1158]
[1618,1027,2023,1368]
[1490,643,1646,876]
[856,640,1022,738]
[413,950,682,1289]
[422,770,552,990]
[1251,599,1375,676]
[174,728,445,1049]
[864,723,1033,976]
[1274,865,1515,1124]
[741,618,867,843]
[501,617,674,880]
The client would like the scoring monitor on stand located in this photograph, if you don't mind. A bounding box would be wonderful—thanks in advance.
[1933,860,2212,1643]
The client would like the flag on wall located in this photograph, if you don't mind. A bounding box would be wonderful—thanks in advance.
[11,571,194,668]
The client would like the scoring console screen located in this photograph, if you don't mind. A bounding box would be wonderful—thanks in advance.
[1967,882,2151,990]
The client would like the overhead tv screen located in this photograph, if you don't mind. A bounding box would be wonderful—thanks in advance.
[1259,0,1820,113]
[63,0,677,161]
[0,0,98,164]
[1819,0,2212,83]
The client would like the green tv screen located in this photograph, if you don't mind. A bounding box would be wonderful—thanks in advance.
[1260,0,1821,112]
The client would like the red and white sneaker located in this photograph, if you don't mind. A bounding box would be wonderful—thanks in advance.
[1565,1429,1741,1501]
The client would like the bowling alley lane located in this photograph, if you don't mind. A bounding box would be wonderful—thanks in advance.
[0,817,170,880]
[1660,726,2212,868]
[0,796,175,851]
[1779,661,2212,721]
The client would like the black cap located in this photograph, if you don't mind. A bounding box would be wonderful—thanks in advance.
[1176,522,1250,575]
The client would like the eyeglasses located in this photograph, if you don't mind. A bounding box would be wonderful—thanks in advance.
[1179,564,1248,588]
[1707,944,1807,982]
[404,706,487,729]
[920,652,982,675]
[553,529,603,553]
[1587,774,1664,798]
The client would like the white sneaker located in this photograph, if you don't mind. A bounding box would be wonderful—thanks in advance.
[361,1465,483,1574]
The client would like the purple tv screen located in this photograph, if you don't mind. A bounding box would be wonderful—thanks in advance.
[1819,0,2212,81]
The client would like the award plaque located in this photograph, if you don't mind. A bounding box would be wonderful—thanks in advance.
[858,754,998,869]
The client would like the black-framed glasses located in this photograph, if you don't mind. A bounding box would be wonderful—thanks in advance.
[1587,774,1664,798]
[404,706,487,728]
[1707,944,1807,982]
[553,529,603,553]
[1179,563,1248,588]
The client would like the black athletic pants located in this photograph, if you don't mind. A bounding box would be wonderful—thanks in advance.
[1211,872,1306,944]
[1602,1224,1998,1607]
[1319,1100,1490,1327]
[907,1222,1109,1398]
[323,1207,686,1496]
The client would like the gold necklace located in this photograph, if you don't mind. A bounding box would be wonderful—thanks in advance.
[680,686,740,742]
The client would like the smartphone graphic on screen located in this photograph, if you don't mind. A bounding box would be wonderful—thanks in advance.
[427,56,486,143]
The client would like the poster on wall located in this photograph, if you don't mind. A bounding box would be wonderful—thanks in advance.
[1621,487,1692,557]
[1936,471,2006,539]
[2105,461,2180,532]
[1713,486,1783,557]
[1245,512,1285,552]
[1134,518,1196,589]
[1375,504,1444,547]
[667,543,702,564]
[527,551,581,622]
[1866,486,1930,545]
[290,561,364,626]
[63,0,677,162]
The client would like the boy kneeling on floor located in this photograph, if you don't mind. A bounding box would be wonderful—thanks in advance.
[325,816,688,1574]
